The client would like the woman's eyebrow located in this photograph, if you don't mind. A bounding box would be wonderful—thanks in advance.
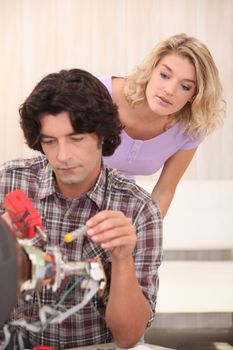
[162,64,196,84]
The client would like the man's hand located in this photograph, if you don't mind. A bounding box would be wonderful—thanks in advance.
[86,210,136,261]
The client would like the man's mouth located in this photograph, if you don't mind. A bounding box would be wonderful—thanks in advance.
[57,165,79,172]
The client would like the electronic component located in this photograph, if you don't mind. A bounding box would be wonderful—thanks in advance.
[0,189,106,350]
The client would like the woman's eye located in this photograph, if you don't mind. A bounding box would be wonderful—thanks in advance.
[181,84,191,91]
[160,72,169,79]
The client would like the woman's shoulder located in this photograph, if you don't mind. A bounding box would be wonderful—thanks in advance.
[172,122,205,149]
[98,75,111,85]
[98,76,124,96]
[98,75,113,94]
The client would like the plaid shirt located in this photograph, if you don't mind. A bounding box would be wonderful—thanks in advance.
[0,155,163,349]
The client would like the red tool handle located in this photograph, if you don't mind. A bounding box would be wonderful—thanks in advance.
[4,189,43,239]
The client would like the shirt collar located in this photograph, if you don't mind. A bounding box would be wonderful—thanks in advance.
[36,162,57,199]
[86,166,108,209]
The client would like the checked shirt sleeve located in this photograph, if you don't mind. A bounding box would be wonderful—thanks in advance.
[133,200,163,327]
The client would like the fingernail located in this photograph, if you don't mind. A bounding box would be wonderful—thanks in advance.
[86,219,92,226]
[87,228,94,235]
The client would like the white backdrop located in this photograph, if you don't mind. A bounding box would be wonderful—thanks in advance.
[0,0,232,180]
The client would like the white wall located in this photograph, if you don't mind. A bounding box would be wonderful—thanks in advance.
[0,0,233,180]
[137,177,233,250]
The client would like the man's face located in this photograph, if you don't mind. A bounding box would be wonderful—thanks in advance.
[40,112,102,199]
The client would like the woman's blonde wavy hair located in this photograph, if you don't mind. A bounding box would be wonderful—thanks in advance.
[124,33,225,136]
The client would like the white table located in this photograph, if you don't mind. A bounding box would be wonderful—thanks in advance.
[70,343,175,350]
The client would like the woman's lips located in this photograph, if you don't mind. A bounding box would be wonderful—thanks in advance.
[157,95,172,105]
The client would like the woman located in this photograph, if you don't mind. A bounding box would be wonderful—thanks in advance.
[101,33,225,217]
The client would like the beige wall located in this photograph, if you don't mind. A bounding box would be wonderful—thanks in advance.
[0,0,232,180]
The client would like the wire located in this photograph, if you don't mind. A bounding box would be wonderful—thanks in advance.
[2,279,99,339]
[54,276,85,309]
[50,280,99,324]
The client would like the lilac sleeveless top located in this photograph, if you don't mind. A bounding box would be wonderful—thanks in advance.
[100,76,203,179]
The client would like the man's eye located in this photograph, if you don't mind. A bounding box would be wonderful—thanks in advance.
[70,137,84,142]
[41,139,55,145]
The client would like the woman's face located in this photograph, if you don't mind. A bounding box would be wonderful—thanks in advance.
[145,53,196,116]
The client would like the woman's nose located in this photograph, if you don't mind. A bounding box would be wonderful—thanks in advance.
[164,82,176,96]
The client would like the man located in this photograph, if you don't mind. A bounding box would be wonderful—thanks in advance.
[0,69,163,349]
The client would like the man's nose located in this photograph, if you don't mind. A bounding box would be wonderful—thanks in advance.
[56,143,70,162]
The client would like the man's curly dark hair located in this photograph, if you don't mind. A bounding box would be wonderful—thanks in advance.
[19,69,122,156]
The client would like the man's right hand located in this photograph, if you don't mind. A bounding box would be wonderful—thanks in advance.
[86,210,137,262]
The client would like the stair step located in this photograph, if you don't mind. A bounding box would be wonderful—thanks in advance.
[163,249,233,261]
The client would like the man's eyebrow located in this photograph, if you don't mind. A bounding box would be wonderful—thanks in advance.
[40,132,78,138]
[162,64,196,84]
[40,134,55,139]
